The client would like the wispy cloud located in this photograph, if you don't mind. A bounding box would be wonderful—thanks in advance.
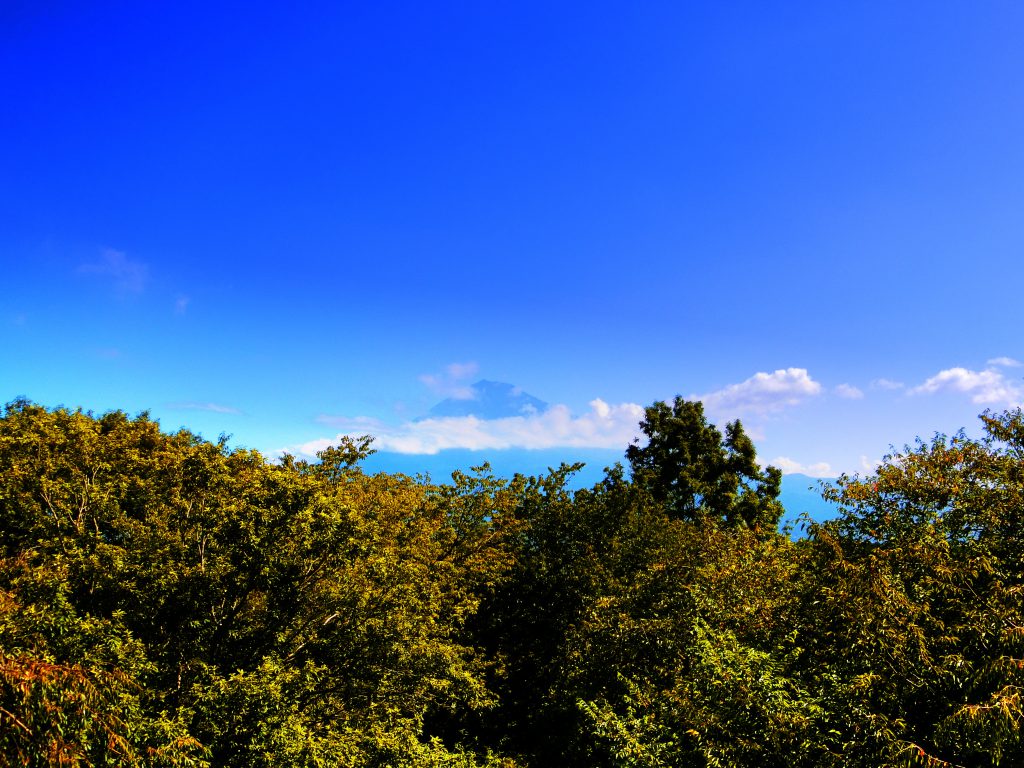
[834,383,864,400]
[291,398,646,457]
[78,248,148,294]
[174,295,190,315]
[418,362,479,400]
[768,456,833,477]
[871,378,905,391]
[166,402,242,414]
[910,365,1023,406]
[988,356,1022,368]
[694,368,822,416]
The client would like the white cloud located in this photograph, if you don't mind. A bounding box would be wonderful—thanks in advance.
[910,366,1023,406]
[987,356,1022,368]
[768,456,833,477]
[286,367,833,461]
[860,455,882,473]
[871,378,905,390]
[418,362,479,400]
[291,399,646,457]
[79,248,147,294]
[166,402,241,414]
[695,368,822,416]
[283,436,337,458]
[174,295,190,314]
[834,383,864,399]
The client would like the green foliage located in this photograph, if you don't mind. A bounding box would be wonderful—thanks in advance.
[569,518,819,768]
[794,409,1024,766]
[0,400,516,767]
[0,552,206,767]
[3,397,1023,768]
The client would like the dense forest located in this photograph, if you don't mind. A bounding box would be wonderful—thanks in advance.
[1,397,1022,767]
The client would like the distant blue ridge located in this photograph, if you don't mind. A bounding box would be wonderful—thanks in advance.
[361,448,614,487]
[778,473,842,534]
[361,448,841,530]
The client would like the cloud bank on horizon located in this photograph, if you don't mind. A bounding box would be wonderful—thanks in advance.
[277,358,1024,477]
[282,367,826,461]
[303,399,646,456]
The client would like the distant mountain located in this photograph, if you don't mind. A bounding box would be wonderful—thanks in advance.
[422,380,548,420]
[778,473,841,531]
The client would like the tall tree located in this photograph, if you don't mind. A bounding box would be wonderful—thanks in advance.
[625,398,782,530]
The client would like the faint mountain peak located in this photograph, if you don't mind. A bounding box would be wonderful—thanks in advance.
[422,380,549,420]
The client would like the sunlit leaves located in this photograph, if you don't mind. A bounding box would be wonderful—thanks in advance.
[4,399,1024,767]
[0,401,515,767]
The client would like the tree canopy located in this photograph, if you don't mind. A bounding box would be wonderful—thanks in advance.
[2,396,1022,767]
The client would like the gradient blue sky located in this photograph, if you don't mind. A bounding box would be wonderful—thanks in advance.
[4,1,1023,477]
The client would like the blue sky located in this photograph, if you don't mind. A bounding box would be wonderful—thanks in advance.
[4,1,1024,478]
